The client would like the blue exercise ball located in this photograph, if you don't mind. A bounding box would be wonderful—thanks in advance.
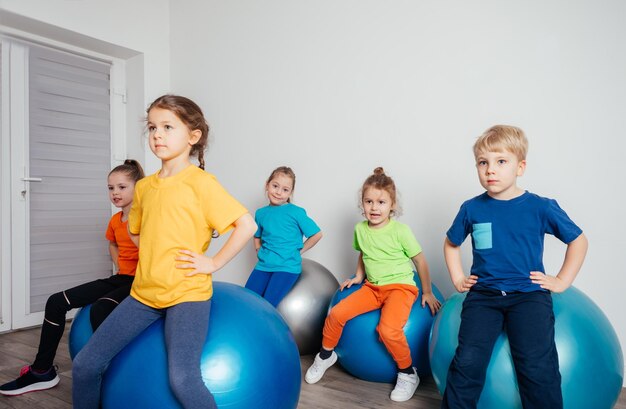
[329,275,444,383]
[429,287,624,409]
[70,282,301,409]
[68,304,93,360]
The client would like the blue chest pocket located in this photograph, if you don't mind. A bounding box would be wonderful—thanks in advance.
[472,223,492,250]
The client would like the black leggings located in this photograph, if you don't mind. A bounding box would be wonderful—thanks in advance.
[32,274,134,371]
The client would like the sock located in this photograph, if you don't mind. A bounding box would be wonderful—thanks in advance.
[398,366,415,375]
[319,348,333,360]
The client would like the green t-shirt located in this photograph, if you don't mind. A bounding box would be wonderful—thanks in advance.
[353,219,421,286]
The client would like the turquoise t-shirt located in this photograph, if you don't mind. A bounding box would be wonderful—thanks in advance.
[353,219,421,286]
[255,203,321,274]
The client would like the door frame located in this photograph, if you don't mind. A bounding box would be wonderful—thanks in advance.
[0,33,132,331]
[0,38,13,332]
[7,40,33,328]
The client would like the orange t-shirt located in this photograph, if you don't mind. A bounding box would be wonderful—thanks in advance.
[105,211,139,276]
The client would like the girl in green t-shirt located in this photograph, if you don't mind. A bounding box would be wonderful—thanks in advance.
[305,167,441,402]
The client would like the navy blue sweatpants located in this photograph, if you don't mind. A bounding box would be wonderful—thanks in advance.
[442,290,562,409]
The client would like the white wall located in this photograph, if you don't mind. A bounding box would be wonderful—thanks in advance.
[169,0,626,375]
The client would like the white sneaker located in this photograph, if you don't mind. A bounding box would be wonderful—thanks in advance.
[390,368,419,402]
[304,351,337,384]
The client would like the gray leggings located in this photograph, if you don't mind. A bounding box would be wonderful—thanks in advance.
[72,296,216,409]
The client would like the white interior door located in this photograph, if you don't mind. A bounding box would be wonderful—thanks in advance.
[2,38,114,330]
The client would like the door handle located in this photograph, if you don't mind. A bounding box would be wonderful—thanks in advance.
[20,177,43,199]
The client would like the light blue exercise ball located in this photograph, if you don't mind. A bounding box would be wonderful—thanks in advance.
[68,304,93,360]
[329,274,444,383]
[70,282,301,409]
[429,287,624,409]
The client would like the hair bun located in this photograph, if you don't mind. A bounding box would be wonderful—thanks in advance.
[373,167,385,176]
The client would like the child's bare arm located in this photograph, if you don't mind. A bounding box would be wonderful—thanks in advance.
[444,237,478,293]
[109,241,120,273]
[411,252,441,315]
[340,253,365,290]
[530,233,588,293]
[300,231,323,254]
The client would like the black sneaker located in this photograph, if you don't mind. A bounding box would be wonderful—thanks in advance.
[0,365,60,396]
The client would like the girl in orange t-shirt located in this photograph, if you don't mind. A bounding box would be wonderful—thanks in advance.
[0,160,144,397]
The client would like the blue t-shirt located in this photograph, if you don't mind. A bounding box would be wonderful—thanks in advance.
[254,203,321,274]
[446,191,582,292]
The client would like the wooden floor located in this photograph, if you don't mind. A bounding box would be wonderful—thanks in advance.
[0,326,624,409]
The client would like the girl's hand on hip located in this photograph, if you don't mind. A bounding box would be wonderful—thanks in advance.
[176,249,217,276]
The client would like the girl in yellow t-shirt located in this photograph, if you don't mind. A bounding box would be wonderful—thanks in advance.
[72,95,256,409]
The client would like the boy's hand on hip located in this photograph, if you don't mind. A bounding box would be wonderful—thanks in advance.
[454,275,478,293]
[176,249,218,276]
[530,271,568,293]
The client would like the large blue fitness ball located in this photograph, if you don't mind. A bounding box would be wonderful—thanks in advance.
[329,276,444,383]
[69,282,301,409]
[429,287,624,409]
[68,304,93,359]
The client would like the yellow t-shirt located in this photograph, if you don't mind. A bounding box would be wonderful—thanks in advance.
[128,165,248,308]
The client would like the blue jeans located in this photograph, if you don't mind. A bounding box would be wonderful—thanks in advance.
[72,296,216,409]
[442,290,562,409]
[245,268,299,307]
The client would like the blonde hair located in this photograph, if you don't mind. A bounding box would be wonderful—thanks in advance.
[359,167,401,217]
[473,125,528,161]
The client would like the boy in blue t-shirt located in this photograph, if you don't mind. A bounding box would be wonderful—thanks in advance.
[442,125,588,409]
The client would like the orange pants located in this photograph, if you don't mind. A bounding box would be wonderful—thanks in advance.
[322,281,418,370]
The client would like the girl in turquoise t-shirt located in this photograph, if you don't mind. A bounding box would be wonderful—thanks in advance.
[245,166,323,307]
